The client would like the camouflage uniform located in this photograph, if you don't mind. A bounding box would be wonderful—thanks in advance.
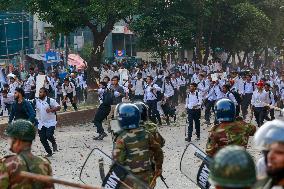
[0,149,54,189]
[113,127,163,188]
[206,119,256,157]
[142,121,165,148]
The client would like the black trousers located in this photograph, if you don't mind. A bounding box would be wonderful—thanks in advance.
[134,95,144,101]
[254,107,266,127]
[179,86,187,103]
[173,89,179,106]
[63,93,78,111]
[93,105,111,134]
[56,94,63,104]
[146,99,161,124]
[76,87,83,102]
[264,108,275,121]
[38,126,56,155]
[187,109,201,139]
[236,104,241,117]
[204,100,215,122]
[241,93,253,118]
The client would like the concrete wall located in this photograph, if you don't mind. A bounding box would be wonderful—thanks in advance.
[0,108,97,137]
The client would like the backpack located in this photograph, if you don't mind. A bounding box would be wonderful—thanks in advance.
[244,82,255,92]
[102,89,114,106]
[150,84,164,101]
[155,77,163,88]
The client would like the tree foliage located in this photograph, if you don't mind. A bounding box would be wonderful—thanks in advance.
[130,0,192,61]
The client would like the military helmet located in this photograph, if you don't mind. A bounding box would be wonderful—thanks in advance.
[115,103,140,130]
[133,101,148,122]
[209,146,256,188]
[5,119,36,141]
[214,99,236,122]
[254,119,284,149]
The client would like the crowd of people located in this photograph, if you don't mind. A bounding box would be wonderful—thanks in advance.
[0,65,88,115]
[0,57,284,189]
[95,59,284,140]
[0,65,88,158]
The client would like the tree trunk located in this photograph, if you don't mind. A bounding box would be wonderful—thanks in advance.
[240,51,249,68]
[264,46,268,67]
[236,52,241,64]
[225,52,232,65]
[87,31,108,87]
[202,42,210,65]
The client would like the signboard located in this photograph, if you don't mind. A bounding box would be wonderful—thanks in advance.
[35,75,46,98]
[45,51,60,65]
[115,50,126,58]
[112,26,133,34]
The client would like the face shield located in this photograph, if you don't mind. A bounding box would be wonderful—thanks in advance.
[254,120,284,150]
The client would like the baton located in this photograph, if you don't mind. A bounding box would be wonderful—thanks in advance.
[160,175,169,188]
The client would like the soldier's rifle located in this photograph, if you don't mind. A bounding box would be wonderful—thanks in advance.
[19,171,100,189]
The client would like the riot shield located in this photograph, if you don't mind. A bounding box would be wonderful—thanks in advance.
[79,148,151,189]
[180,143,213,189]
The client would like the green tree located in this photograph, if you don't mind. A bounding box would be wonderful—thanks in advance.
[21,0,143,85]
[130,0,192,62]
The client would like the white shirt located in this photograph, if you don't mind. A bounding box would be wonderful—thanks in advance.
[266,90,276,106]
[177,76,186,86]
[132,79,145,96]
[62,82,76,96]
[214,84,224,100]
[98,88,105,104]
[1,93,14,109]
[191,73,200,84]
[144,83,161,101]
[224,92,238,105]
[9,82,18,94]
[243,81,255,94]
[171,78,179,89]
[36,97,60,129]
[251,90,269,107]
[185,91,202,109]
[205,86,217,101]
[162,82,175,98]
[198,80,207,92]
[23,78,34,93]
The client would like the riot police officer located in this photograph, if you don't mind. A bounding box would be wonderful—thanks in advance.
[206,99,256,157]
[111,103,163,188]
[0,119,54,188]
[209,145,257,189]
[254,120,284,188]
[133,101,165,147]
